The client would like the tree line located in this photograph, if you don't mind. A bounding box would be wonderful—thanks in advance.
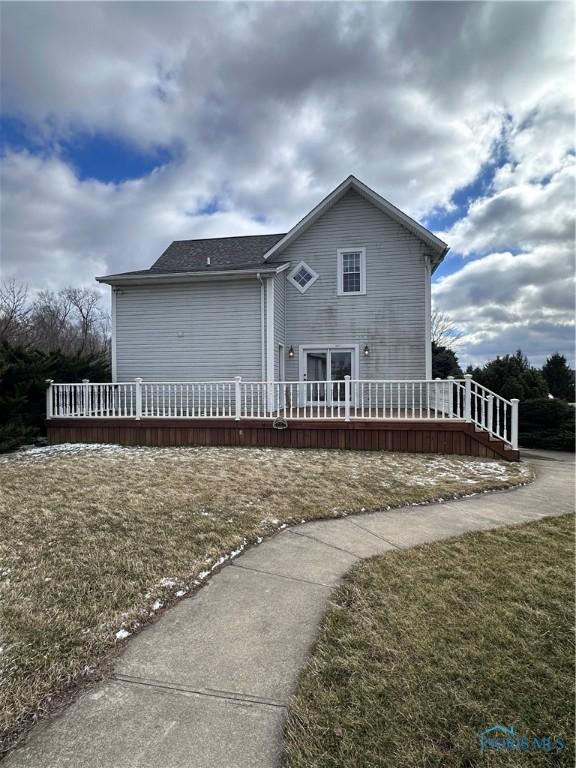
[432,310,575,451]
[0,278,110,356]
[432,309,575,402]
[0,279,111,451]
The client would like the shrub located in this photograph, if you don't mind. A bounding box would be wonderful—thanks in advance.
[519,398,575,452]
[0,343,110,452]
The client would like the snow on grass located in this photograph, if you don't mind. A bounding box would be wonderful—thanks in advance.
[1,444,532,755]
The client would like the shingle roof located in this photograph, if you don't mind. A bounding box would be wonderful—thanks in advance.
[150,233,286,273]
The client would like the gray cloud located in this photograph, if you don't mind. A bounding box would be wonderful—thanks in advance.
[1,1,574,365]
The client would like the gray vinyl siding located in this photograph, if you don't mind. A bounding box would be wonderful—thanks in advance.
[269,188,429,381]
[273,272,286,380]
[115,279,262,382]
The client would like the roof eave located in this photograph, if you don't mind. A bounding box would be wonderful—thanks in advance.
[96,263,289,286]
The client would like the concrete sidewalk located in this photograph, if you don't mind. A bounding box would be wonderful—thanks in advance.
[6,450,574,768]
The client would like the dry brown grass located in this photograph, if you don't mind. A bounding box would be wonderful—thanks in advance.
[0,444,532,756]
[284,515,574,767]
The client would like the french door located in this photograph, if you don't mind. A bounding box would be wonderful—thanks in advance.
[303,348,355,405]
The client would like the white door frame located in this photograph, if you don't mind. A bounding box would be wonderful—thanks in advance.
[298,344,359,405]
[278,343,286,382]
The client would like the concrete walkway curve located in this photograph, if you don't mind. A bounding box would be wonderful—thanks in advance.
[6,450,574,768]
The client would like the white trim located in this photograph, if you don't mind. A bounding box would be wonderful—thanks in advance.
[257,274,266,381]
[287,260,319,294]
[298,344,359,405]
[278,343,285,381]
[266,277,275,384]
[424,256,432,379]
[96,264,289,286]
[337,248,366,296]
[262,175,449,266]
[298,344,360,377]
[111,287,117,382]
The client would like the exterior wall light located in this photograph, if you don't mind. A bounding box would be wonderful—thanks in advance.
[363,344,370,357]
[288,345,295,358]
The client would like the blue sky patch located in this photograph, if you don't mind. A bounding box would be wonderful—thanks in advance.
[424,130,512,233]
[1,114,173,183]
[197,197,220,215]
[60,132,173,184]
[1,114,44,154]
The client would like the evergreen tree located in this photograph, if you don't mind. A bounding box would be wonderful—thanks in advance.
[0,343,110,451]
[432,342,463,379]
[542,353,575,402]
[470,350,548,401]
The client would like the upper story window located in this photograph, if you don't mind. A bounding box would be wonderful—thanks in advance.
[337,248,366,295]
[288,261,318,293]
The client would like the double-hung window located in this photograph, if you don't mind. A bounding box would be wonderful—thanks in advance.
[337,248,366,295]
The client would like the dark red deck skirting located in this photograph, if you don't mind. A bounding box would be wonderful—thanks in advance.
[46,418,519,461]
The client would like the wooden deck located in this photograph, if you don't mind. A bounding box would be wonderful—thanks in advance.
[47,417,519,461]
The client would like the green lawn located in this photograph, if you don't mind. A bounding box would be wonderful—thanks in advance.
[0,444,532,757]
[284,514,574,767]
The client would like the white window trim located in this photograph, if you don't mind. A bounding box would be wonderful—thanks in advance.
[298,344,360,381]
[337,247,366,296]
[288,260,319,294]
[298,344,360,406]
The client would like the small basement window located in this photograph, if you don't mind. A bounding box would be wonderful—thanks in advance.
[288,261,319,293]
[337,248,366,295]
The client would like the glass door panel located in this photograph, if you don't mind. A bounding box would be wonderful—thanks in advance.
[330,351,352,403]
[306,351,327,403]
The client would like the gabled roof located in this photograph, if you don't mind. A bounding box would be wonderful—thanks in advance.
[96,233,287,284]
[151,233,286,273]
[97,175,449,285]
[262,175,449,270]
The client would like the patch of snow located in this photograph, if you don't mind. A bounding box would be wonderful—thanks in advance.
[159,578,176,589]
[151,600,163,611]
[115,629,130,641]
[175,589,186,597]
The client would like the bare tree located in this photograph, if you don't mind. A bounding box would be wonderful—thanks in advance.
[0,278,111,357]
[0,277,30,344]
[61,287,106,354]
[431,308,464,350]
[29,290,75,352]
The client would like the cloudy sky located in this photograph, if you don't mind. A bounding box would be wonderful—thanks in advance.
[1,1,574,366]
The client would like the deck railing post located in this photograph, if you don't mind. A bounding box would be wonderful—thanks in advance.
[344,376,351,422]
[447,376,454,418]
[45,379,54,419]
[486,394,494,435]
[134,378,143,420]
[234,376,242,421]
[511,398,519,450]
[464,374,472,423]
[82,379,90,417]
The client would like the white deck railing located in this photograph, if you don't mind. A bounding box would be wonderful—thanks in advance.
[45,374,519,449]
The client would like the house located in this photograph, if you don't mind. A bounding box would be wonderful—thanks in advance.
[96,175,449,390]
[45,175,519,460]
